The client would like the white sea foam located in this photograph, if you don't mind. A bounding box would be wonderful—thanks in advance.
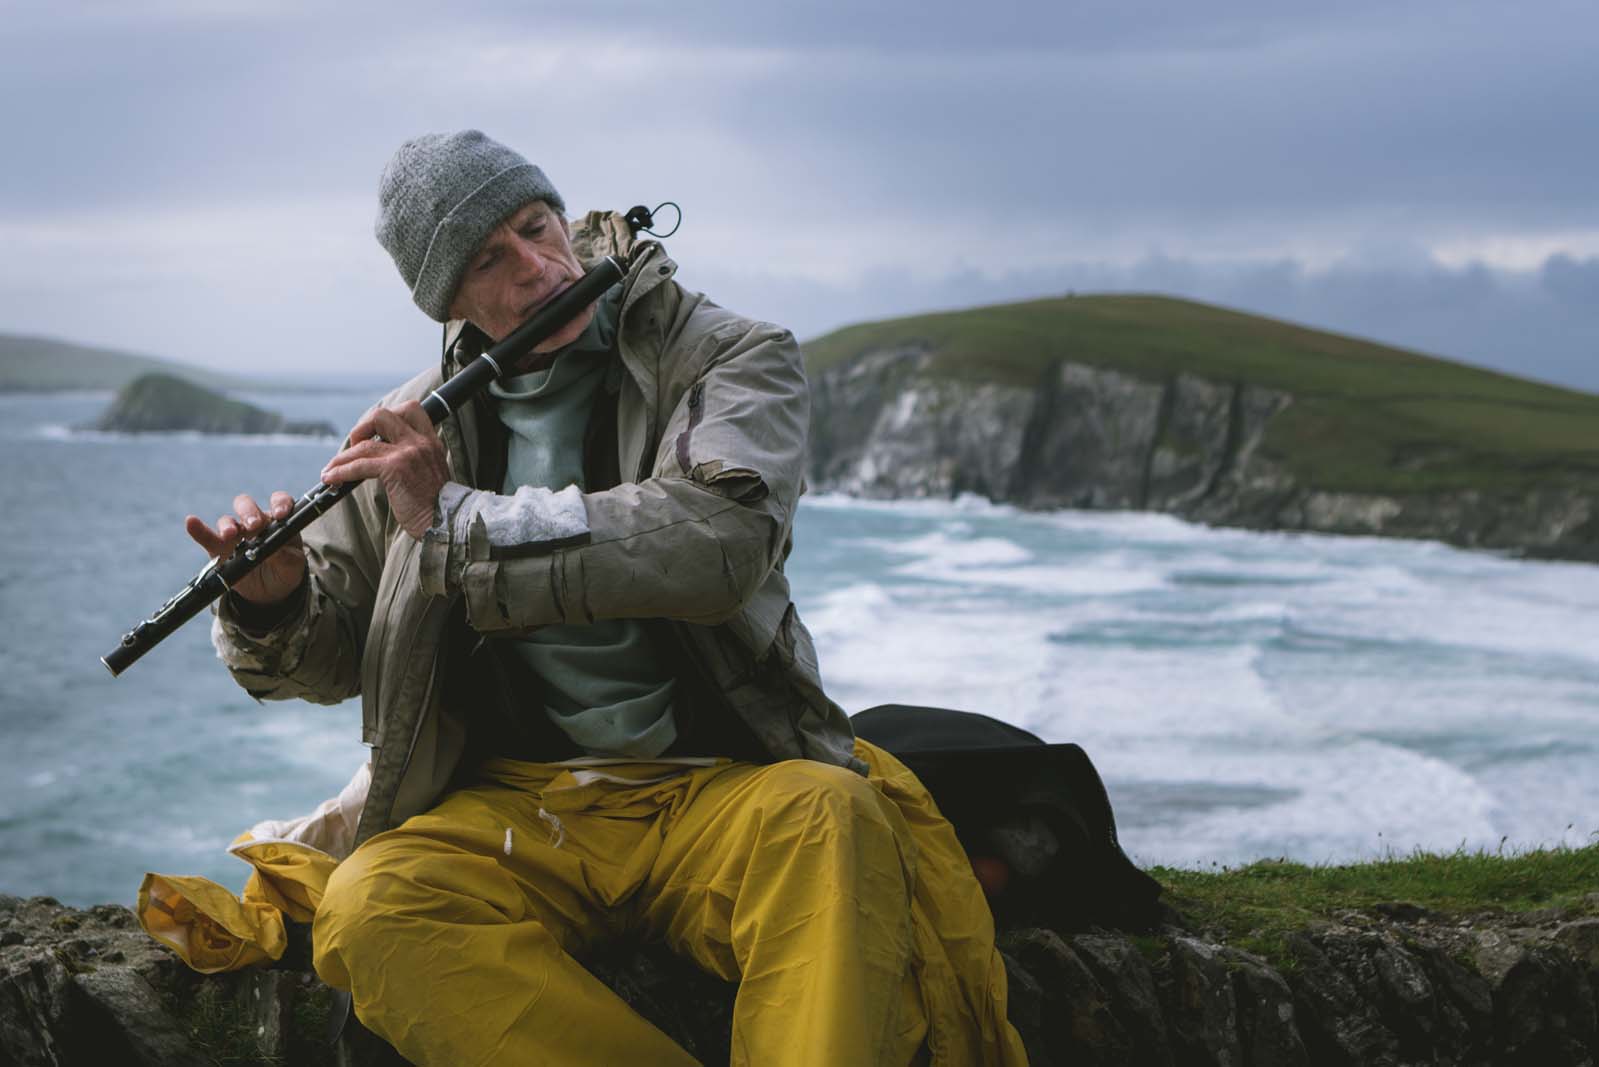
[847,529,1171,596]
[793,497,1599,868]
[865,531,1034,567]
[38,426,339,445]
[808,581,1067,731]
[804,491,1026,518]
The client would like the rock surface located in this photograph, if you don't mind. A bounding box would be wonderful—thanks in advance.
[4,892,1597,1065]
[88,373,336,437]
[808,353,1599,562]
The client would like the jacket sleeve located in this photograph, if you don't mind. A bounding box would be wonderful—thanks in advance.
[209,461,388,704]
[418,308,808,632]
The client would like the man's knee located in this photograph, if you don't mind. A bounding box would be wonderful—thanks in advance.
[759,759,882,815]
[733,761,917,952]
[751,760,907,863]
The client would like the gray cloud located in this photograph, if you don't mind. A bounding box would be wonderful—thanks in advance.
[0,0,1595,392]
[686,253,1599,394]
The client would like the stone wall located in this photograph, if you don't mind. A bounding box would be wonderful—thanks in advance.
[4,892,1595,1066]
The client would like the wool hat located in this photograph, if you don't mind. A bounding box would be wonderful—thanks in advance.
[375,130,566,322]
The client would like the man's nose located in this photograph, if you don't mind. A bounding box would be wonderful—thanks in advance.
[507,236,549,281]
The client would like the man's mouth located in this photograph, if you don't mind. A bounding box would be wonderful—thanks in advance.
[520,281,573,321]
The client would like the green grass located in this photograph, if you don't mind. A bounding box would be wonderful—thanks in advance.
[168,977,338,1067]
[1150,843,1599,966]
[178,982,280,1067]
[803,293,1599,495]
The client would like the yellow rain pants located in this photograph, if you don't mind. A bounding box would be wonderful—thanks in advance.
[312,740,1026,1067]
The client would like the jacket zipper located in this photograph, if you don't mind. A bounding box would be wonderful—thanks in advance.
[376,370,474,834]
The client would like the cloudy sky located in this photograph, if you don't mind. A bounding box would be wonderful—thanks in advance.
[3,0,1596,390]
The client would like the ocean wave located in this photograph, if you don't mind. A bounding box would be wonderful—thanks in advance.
[36,425,340,446]
[7,456,1597,897]
[803,574,1521,867]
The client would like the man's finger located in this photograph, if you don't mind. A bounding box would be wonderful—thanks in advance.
[345,405,381,445]
[234,493,267,533]
[369,406,415,442]
[269,491,295,519]
[321,456,383,485]
[394,400,433,435]
[329,437,385,463]
[185,515,225,557]
[321,438,385,483]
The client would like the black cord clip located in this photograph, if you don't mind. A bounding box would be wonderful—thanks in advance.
[623,202,683,239]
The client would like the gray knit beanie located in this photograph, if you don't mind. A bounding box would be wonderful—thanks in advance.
[375,130,567,322]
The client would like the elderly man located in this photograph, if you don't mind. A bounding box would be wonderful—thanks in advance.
[187,130,1023,1066]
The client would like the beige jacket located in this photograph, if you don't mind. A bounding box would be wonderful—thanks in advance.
[211,213,862,848]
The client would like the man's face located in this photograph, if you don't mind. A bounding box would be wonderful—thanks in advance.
[448,200,596,352]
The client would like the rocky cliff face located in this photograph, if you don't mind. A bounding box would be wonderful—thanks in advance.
[3,892,1596,1066]
[809,353,1599,562]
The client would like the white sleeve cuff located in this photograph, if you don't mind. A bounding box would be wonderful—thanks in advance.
[419,482,591,598]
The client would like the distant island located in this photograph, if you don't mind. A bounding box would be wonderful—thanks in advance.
[88,374,336,437]
[803,294,1599,563]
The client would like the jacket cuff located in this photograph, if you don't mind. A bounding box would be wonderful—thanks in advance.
[418,482,591,601]
[420,481,475,597]
[211,571,322,680]
[223,578,309,637]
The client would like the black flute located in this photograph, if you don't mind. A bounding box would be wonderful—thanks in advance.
[101,254,627,677]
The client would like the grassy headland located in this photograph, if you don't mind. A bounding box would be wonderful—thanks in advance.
[803,294,1599,496]
[0,332,257,392]
[1152,842,1599,965]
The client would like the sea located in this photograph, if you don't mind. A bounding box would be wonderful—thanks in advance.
[2,388,1596,907]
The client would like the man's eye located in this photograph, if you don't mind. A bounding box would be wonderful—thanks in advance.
[520,224,546,239]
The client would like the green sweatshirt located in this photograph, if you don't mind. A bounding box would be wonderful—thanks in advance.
[487,286,678,757]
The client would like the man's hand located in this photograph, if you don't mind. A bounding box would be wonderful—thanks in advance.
[185,491,307,605]
[321,401,449,541]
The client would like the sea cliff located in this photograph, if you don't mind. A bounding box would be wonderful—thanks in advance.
[805,297,1599,562]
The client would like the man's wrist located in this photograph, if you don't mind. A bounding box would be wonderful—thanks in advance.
[428,481,475,542]
[225,577,309,636]
[420,481,475,597]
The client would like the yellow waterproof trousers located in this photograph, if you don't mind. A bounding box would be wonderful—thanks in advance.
[312,740,1025,1067]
